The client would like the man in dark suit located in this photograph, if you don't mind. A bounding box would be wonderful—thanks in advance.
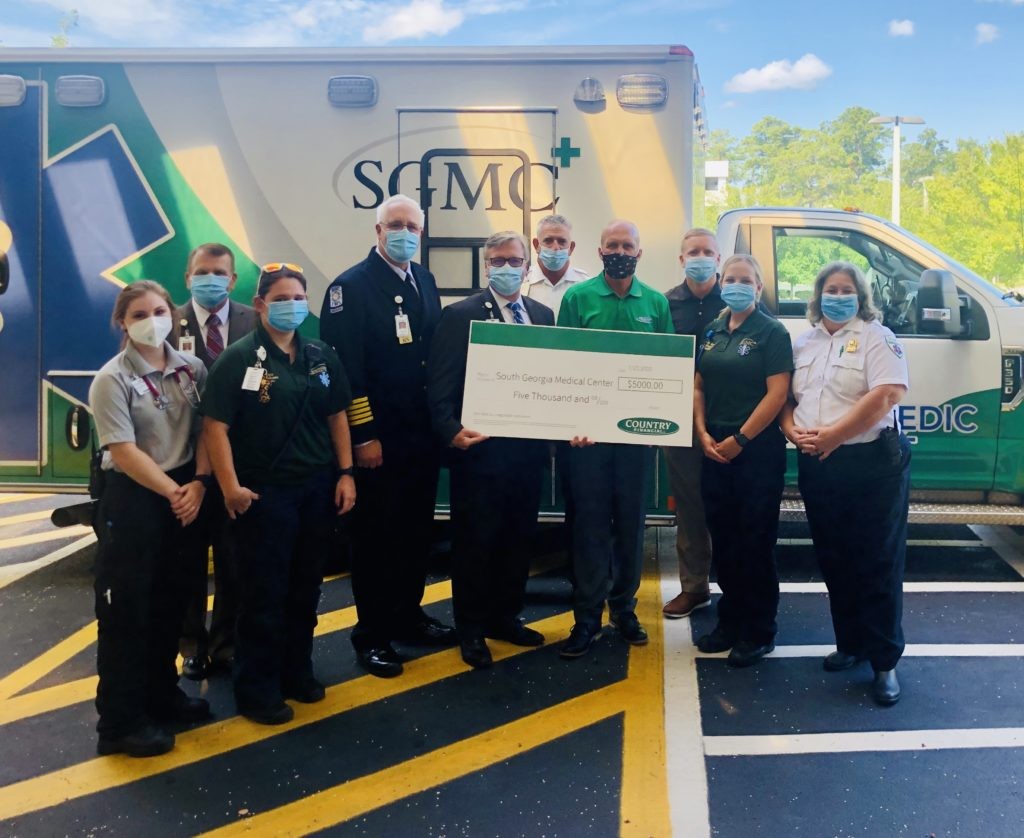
[428,231,554,669]
[320,194,456,678]
[174,242,257,680]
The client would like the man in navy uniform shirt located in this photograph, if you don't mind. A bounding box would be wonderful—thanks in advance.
[320,195,456,677]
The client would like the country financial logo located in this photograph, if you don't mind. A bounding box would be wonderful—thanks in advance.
[617,418,680,436]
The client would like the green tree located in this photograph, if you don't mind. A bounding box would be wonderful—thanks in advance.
[51,9,78,48]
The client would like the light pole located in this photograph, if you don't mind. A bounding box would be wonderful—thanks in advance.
[869,114,925,225]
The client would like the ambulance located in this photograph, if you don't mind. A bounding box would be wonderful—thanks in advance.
[0,45,1021,522]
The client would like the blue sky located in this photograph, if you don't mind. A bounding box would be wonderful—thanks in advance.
[0,0,1020,144]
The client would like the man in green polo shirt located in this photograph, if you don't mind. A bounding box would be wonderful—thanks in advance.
[556,219,672,658]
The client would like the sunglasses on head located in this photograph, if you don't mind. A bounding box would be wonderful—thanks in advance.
[261,262,304,274]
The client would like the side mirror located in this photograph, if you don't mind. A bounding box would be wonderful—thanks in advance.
[0,251,9,295]
[916,269,962,336]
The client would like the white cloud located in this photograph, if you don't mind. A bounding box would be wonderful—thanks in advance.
[28,0,182,39]
[724,54,832,94]
[976,22,1000,43]
[362,0,464,43]
[888,19,914,37]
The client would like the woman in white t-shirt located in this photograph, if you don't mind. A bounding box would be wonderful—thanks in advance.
[780,261,911,707]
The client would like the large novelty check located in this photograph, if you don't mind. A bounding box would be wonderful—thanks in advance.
[461,321,695,446]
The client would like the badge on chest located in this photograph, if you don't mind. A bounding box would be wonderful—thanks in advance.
[394,295,413,344]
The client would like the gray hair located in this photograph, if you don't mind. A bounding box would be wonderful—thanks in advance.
[535,214,573,236]
[807,261,880,324]
[376,194,425,226]
[483,230,528,260]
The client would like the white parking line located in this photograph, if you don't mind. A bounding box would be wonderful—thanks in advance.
[695,643,1024,659]
[659,530,711,838]
[704,727,1024,757]
[0,534,96,590]
[709,582,1024,594]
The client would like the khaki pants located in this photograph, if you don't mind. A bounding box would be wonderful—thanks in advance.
[662,444,712,595]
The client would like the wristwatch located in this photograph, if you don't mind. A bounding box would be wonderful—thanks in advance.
[733,432,750,448]
[195,473,215,488]
[338,466,355,477]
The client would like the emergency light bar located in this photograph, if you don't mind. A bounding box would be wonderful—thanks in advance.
[616,74,668,108]
[0,75,27,108]
[328,75,378,107]
[55,75,106,107]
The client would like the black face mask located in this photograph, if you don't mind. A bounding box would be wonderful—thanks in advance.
[602,252,638,280]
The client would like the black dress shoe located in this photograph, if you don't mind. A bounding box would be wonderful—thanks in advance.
[696,625,738,654]
[460,637,493,669]
[240,702,295,725]
[872,669,901,706]
[726,640,775,668]
[97,724,174,758]
[610,612,648,646]
[823,651,866,672]
[398,619,458,647]
[559,624,600,659]
[356,646,404,678]
[182,655,209,681]
[283,677,327,703]
[150,695,212,724]
[486,619,545,647]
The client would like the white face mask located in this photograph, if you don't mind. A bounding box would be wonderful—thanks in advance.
[127,315,173,348]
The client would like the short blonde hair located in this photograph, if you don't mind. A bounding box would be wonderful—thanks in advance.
[680,227,718,253]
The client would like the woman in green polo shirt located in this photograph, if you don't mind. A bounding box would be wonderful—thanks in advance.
[202,263,356,725]
[693,254,793,667]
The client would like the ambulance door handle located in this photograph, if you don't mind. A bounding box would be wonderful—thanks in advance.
[0,251,9,295]
[65,405,91,451]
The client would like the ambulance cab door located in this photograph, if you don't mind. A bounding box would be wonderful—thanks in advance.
[749,216,1000,494]
[0,78,43,476]
[395,108,558,296]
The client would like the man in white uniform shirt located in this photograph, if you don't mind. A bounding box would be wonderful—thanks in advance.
[174,243,256,680]
[522,214,590,318]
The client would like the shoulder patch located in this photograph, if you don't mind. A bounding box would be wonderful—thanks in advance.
[329,285,344,313]
[885,335,905,358]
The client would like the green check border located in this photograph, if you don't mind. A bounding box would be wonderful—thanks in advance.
[469,322,694,358]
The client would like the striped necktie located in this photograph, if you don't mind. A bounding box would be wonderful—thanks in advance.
[206,313,224,361]
[508,300,525,324]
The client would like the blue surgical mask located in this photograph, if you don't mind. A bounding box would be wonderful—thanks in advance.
[385,229,419,263]
[489,265,524,297]
[720,283,756,312]
[267,299,309,331]
[820,293,859,324]
[190,274,230,309]
[539,247,570,271]
[684,256,717,284]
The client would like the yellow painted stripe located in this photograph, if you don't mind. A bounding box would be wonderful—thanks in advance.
[0,622,98,701]
[0,611,574,821]
[314,580,450,637]
[0,675,98,726]
[201,683,626,837]
[0,510,54,528]
[619,561,671,837]
[0,494,54,506]
[0,525,93,551]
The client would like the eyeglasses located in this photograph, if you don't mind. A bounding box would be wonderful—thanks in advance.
[260,262,304,274]
[384,221,422,234]
[487,257,525,268]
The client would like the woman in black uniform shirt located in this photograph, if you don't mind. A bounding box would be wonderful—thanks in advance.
[693,254,793,667]
[203,263,356,725]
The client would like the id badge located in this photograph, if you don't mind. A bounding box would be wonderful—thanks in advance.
[131,377,149,396]
[178,335,196,354]
[395,313,413,345]
[241,367,265,391]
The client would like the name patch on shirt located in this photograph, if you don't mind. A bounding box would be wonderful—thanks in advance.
[635,315,653,324]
